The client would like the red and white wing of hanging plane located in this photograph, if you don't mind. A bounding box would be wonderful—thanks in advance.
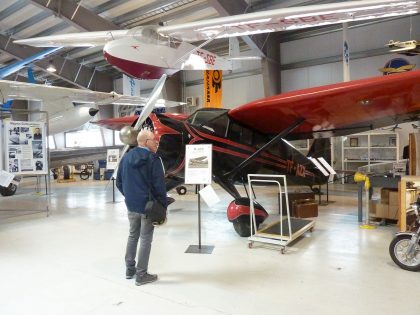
[14,0,419,79]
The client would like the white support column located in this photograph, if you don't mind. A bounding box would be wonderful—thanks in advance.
[342,23,350,82]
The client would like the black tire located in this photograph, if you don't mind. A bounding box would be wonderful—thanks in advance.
[0,183,17,197]
[52,169,58,180]
[232,216,261,237]
[389,234,420,271]
[176,186,187,195]
[80,170,90,180]
[63,166,70,180]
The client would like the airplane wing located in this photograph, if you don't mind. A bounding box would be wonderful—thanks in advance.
[0,80,182,110]
[14,30,130,47]
[228,70,420,139]
[157,0,417,42]
[14,0,417,46]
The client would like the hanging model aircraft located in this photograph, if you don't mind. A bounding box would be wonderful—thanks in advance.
[92,69,420,236]
[387,39,420,56]
[0,80,181,134]
[14,0,419,79]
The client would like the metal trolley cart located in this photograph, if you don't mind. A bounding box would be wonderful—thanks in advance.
[247,174,315,253]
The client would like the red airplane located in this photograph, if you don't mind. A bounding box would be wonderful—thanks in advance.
[94,70,420,236]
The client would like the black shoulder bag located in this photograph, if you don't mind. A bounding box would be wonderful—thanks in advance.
[144,154,167,226]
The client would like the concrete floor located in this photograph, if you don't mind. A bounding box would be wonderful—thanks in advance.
[0,180,419,315]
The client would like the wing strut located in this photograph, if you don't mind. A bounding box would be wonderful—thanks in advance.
[224,118,304,180]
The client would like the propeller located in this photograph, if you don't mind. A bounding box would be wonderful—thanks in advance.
[111,74,167,180]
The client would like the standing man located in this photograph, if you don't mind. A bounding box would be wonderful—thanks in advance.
[116,129,167,286]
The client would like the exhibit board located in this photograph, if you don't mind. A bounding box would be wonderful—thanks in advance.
[5,121,47,175]
[106,148,120,170]
[185,144,212,185]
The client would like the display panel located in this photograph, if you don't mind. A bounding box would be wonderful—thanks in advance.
[5,121,47,175]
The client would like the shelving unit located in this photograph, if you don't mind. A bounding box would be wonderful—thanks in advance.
[342,132,399,183]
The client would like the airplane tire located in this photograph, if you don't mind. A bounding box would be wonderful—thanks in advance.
[232,216,260,237]
[80,170,90,180]
[63,166,70,180]
[176,186,187,195]
[0,183,17,197]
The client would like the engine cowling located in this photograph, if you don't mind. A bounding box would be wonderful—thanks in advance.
[49,107,98,134]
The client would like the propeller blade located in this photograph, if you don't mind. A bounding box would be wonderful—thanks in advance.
[110,74,167,181]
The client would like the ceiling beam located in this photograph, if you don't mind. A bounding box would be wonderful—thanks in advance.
[28,0,121,31]
[93,0,128,15]
[123,1,211,27]
[0,34,113,91]
[7,11,51,35]
[113,0,184,25]
[0,0,27,22]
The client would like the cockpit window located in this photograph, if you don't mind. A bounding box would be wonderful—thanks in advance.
[228,121,253,145]
[188,109,229,137]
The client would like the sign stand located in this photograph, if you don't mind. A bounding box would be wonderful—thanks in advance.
[185,184,214,254]
[112,177,115,203]
[184,144,214,254]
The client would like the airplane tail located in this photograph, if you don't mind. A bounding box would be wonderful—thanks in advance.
[27,67,36,84]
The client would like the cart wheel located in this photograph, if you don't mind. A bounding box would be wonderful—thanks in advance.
[248,242,253,248]
[281,247,286,255]
[176,186,187,195]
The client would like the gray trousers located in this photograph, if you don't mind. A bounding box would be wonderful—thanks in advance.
[125,211,155,276]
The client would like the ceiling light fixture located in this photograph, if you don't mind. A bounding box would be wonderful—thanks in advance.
[47,60,56,72]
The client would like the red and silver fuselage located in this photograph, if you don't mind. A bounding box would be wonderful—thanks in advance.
[103,37,234,80]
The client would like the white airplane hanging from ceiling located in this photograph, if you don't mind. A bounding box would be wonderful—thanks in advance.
[14,0,419,80]
[0,80,180,134]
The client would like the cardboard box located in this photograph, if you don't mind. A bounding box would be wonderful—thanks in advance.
[389,191,398,206]
[380,188,391,204]
[388,205,399,220]
[369,200,389,218]
[380,188,398,204]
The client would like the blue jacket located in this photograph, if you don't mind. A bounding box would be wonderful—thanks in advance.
[116,147,167,213]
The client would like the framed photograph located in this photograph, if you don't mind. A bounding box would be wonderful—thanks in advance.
[389,137,397,147]
[350,137,359,147]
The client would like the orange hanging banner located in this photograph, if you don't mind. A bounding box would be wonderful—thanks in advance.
[203,70,222,108]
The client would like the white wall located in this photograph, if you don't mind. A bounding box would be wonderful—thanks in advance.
[281,16,420,92]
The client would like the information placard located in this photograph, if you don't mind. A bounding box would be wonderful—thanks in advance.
[185,144,212,185]
[106,149,120,170]
[5,121,47,175]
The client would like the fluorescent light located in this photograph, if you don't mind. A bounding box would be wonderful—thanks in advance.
[47,60,56,72]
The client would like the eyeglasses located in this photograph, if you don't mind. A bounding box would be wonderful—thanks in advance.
[146,138,157,143]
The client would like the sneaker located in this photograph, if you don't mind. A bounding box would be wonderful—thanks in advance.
[126,268,136,279]
[135,273,158,286]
